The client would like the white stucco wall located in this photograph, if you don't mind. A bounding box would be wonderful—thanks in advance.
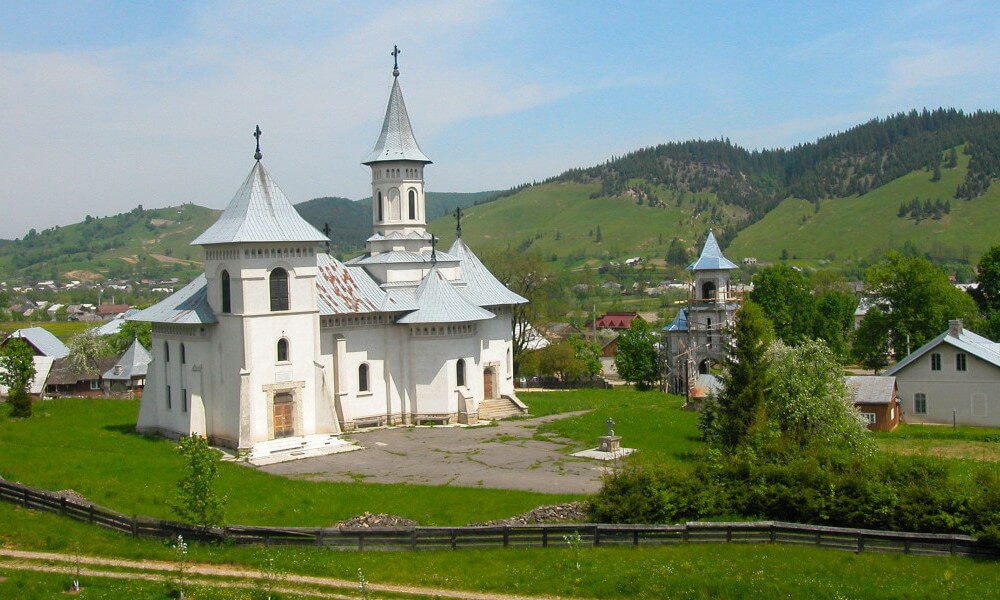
[894,343,1000,427]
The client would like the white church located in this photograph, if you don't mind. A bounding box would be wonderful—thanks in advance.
[132,56,527,456]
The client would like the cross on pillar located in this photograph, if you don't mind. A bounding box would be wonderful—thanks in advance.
[253,125,262,160]
[391,45,401,77]
[323,222,331,252]
[453,206,463,238]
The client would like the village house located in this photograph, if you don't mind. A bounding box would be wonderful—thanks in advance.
[130,57,527,460]
[886,319,1000,427]
[845,375,900,431]
[1,327,70,358]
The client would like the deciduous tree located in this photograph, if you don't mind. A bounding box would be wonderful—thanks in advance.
[172,435,226,527]
[0,339,36,418]
[614,317,658,390]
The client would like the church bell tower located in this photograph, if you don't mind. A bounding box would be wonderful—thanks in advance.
[362,45,433,243]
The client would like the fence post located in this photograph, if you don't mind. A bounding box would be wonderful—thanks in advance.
[633,530,639,547]
[503,526,509,548]
[451,530,457,550]
[594,525,601,547]
[682,524,689,543]
[89,504,95,524]
[542,529,548,548]
[856,534,865,553]
[726,526,732,543]
[411,529,417,551]
[315,529,324,547]
[903,539,911,554]
[950,539,956,556]
[131,516,138,537]
[769,525,776,544]
[22,489,29,508]
[358,532,364,551]
[61,496,67,515]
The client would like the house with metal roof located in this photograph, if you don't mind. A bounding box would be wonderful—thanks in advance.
[130,55,527,461]
[102,338,152,395]
[2,327,70,358]
[885,319,1000,427]
[845,375,900,431]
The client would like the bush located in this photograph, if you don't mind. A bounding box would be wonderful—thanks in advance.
[8,387,31,418]
[589,461,716,524]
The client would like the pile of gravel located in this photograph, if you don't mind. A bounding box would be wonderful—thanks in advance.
[337,512,418,528]
[471,502,590,526]
[56,489,89,504]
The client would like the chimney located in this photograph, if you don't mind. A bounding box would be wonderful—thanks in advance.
[948,319,963,337]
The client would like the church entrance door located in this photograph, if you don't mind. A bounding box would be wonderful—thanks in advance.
[273,393,294,438]
[483,368,495,400]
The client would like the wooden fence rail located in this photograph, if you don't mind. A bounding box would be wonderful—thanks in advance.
[1,478,997,558]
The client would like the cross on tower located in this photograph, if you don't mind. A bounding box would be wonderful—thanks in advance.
[453,207,463,238]
[253,125,263,161]
[391,45,401,77]
[323,222,331,252]
[430,234,438,264]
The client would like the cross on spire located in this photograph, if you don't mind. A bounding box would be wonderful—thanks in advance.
[430,234,438,264]
[391,45,401,77]
[253,125,262,161]
[323,222,331,252]
[453,206,463,238]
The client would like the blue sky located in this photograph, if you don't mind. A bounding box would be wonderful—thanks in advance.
[0,0,997,238]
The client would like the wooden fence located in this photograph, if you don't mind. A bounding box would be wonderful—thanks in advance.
[1,478,997,558]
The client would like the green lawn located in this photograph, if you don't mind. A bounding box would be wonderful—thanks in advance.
[0,399,578,527]
[2,502,999,599]
[873,423,1000,479]
[522,389,702,467]
[0,321,94,341]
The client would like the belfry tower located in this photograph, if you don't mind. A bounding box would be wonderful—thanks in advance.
[663,231,741,397]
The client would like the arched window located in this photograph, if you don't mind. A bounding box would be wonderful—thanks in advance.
[164,342,170,362]
[358,363,370,393]
[702,281,716,301]
[270,268,289,311]
[277,338,289,362]
[221,270,231,313]
[456,359,466,387]
[180,343,186,364]
[408,189,416,220]
[377,191,383,221]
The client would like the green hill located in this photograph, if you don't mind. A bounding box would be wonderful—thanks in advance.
[728,148,1000,267]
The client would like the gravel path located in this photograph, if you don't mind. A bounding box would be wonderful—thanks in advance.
[0,548,582,600]
[261,411,609,494]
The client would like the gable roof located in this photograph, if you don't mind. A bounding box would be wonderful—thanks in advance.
[886,326,1000,375]
[0,355,54,396]
[315,253,387,315]
[362,76,431,165]
[191,161,327,246]
[4,327,70,358]
[47,355,119,386]
[396,266,495,324]
[102,339,153,381]
[128,275,217,325]
[688,231,738,271]
[845,376,897,405]
[447,238,528,307]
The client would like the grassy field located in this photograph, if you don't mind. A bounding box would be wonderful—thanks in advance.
[0,320,95,341]
[0,399,578,527]
[729,148,1000,266]
[522,389,701,467]
[427,182,723,266]
[1,501,999,599]
[873,423,1000,477]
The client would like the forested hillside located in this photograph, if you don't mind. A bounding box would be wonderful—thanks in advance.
[553,109,1000,247]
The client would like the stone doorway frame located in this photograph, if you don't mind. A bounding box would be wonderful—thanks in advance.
[263,380,305,440]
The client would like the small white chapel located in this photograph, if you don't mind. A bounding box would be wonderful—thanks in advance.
[132,53,528,455]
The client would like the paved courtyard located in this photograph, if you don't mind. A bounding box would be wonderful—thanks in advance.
[260,412,609,494]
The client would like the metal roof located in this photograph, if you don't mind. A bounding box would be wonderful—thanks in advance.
[0,356,53,396]
[350,249,459,266]
[447,239,528,307]
[102,338,153,381]
[886,326,1000,375]
[94,309,141,336]
[5,327,70,358]
[396,267,495,324]
[128,275,217,325]
[192,161,328,246]
[845,376,897,405]
[366,231,429,242]
[361,76,431,165]
[663,309,689,332]
[688,231,738,271]
[316,253,387,315]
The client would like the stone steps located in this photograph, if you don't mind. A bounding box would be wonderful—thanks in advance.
[478,396,526,420]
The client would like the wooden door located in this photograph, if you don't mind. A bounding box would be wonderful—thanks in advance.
[273,394,294,438]
[483,368,495,400]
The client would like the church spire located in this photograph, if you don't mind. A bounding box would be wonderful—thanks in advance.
[253,125,262,161]
[362,47,431,166]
